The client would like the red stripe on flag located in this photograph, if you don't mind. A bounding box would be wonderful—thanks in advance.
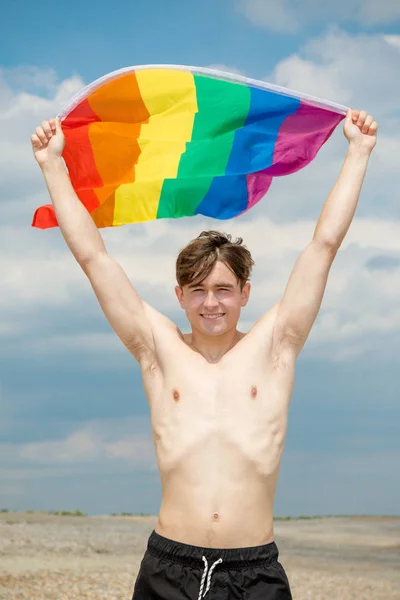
[62,99,103,193]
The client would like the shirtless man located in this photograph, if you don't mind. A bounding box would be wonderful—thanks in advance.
[31,108,377,599]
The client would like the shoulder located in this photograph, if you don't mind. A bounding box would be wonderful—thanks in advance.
[140,301,185,367]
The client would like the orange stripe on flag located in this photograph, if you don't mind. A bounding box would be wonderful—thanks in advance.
[87,73,150,226]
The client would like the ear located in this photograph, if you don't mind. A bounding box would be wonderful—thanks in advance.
[175,285,185,308]
[241,283,251,307]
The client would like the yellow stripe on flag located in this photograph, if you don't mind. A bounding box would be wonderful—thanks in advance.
[114,69,198,224]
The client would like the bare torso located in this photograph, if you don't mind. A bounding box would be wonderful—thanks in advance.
[141,305,296,549]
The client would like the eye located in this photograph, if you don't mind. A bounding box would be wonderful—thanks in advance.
[191,287,230,292]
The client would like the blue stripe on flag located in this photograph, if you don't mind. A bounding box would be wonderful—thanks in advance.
[195,87,300,219]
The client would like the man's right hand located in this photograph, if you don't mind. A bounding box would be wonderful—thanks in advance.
[31,118,65,168]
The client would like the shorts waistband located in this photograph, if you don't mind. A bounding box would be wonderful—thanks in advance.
[147,530,279,570]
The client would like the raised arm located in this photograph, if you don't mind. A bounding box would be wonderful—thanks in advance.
[272,109,378,358]
[31,118,156,365]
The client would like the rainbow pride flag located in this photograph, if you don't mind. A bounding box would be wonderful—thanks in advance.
[32,65,347,229]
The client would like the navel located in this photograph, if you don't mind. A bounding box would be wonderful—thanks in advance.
[213,512,220,521]
[172,389,180,402]
[250,385,258,399]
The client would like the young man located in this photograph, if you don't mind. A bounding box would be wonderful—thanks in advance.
[32,108,377,599]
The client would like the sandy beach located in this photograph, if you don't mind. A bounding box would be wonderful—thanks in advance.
[0,512,399,599]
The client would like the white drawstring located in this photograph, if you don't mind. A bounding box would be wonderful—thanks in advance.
[198,555,223,599]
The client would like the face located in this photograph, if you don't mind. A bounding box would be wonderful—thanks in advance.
[175,261,250,335]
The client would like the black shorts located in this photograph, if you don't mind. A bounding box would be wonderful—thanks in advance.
[132,529,292,599]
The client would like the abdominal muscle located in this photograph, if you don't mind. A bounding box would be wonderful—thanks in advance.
[155,436,283,548]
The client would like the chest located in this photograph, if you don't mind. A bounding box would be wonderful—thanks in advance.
[147,350,294,465]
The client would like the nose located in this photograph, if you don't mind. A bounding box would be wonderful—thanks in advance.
[203,291,219,309]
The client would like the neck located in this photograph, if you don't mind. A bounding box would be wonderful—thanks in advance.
[188,327,244,363]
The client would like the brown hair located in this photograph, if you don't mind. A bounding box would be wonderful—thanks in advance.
[176,230,255,291]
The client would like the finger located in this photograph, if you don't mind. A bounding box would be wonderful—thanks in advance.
[49,117,57,131]
[42,120,53,139]
[368,121,378,135]
[31,133,42,148]
[357,110,367,128]
[35,126,48,145]
[346,108,354,123]
[362,115,374,134]
[55,116,63,134]
[351,109,359,122]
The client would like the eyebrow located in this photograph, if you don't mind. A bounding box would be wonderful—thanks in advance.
[188,282,235,289]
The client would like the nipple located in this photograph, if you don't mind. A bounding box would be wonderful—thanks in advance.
[250,386,258,399]
[172,389,180,402]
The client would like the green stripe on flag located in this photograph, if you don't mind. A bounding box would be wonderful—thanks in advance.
[157,75,251,219]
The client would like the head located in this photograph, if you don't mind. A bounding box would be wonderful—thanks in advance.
[175,230,254,335]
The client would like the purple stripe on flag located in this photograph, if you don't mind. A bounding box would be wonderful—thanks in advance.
[242,172,273,216]
[266,102,345,176]
[242,102,345,215]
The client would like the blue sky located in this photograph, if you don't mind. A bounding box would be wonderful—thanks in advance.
[2,0,303,82]
[1,0,399,516]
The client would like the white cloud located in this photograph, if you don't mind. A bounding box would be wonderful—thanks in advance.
[268,30,400,116]
[261,29,400,231]
[0,66,59,96]
[0,68,84,203]
[3,418,157,470]
[237,0,400,32]
[20,429,100,462]
[384,34,400,49]
[2,215,399,364]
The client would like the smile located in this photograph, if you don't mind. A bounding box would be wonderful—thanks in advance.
[201,314,225,319]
